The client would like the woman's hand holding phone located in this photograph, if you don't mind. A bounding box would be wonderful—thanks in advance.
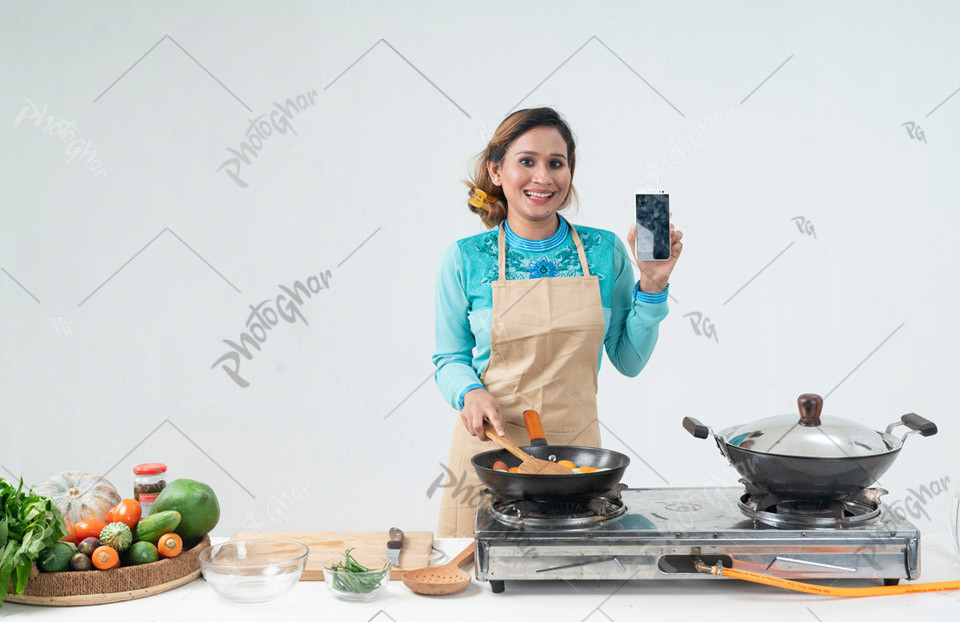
[461,387,504,440]
[628,217,683,293]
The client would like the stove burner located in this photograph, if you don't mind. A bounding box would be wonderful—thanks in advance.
[738,486,887,529]
[490,487,627,528]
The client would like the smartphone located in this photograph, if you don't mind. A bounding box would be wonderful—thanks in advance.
[635,191,671,261]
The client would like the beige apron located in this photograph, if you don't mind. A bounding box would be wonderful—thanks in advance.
[437,217,607,537]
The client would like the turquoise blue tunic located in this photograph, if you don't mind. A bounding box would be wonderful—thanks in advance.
[433,217,670,411]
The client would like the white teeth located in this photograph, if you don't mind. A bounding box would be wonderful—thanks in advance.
[524,191,554,199]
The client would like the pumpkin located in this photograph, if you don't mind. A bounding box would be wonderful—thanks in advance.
[34,470,122,524]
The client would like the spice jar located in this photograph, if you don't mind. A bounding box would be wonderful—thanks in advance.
[133,463,167,515]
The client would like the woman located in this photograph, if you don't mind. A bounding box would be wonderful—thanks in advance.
[432,108,683,537]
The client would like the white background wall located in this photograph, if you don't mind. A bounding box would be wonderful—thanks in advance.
[1,1,957,540]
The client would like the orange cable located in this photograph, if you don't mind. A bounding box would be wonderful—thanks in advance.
[701,563,960,597]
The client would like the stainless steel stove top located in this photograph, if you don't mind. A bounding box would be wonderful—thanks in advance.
[474,487,920,592]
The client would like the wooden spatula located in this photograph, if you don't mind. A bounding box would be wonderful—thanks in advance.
[401,543,476,595]
[482,422,570,475]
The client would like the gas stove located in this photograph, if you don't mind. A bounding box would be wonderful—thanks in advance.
[474,487,920,593]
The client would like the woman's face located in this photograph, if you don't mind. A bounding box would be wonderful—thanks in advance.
[489,126,571,223]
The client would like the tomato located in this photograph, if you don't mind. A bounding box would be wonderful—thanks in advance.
[60,519,76,543]
[74,519,107,543]
[491,461,509,471]
[108,499,142,530]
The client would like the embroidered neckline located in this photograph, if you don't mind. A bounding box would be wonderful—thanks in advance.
[503,216,569,252]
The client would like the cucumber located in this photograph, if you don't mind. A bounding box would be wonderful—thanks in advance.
[134,510,181,543]
[127,541,159,565]
[38,542,74,572]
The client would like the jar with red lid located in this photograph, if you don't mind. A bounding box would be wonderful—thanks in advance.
[133,463,167,515]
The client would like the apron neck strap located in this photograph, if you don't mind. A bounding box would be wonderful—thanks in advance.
[497,216,592,280]
[497,221,507,280]
[567,219,592,276]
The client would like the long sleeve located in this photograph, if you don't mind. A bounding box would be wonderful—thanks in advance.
[432,242,484,410]
[603,236,669,377]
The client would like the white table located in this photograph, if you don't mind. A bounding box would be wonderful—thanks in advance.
[6,534,960,621]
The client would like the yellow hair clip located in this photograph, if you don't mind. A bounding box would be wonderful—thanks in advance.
[469,188,494,211]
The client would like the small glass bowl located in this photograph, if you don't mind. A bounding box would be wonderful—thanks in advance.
[322,558,391,602]
[199,540,309,603]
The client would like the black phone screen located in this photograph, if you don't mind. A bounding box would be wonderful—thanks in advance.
[635,193,670,261]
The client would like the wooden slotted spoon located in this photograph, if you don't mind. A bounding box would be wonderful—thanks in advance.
[482,421,570,475]
[401,544,475,595]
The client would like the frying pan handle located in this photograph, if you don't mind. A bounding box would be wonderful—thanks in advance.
[683,417,710,439]
[886,413,938,441]
[524,410,548,446]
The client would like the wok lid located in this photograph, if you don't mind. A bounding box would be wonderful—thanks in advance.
[722,394,899,458]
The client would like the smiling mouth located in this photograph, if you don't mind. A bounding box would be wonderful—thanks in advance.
[524,190,555,199]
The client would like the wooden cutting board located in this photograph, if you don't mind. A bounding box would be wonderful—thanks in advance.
[229,531,434,581]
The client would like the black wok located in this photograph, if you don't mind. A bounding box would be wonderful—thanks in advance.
[714,443,901,500]
[471,410,630,500]
[683,394,937,500]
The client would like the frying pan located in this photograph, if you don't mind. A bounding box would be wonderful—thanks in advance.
[471,410,630,500]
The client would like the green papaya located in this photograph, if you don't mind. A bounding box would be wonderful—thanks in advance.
[150,479,219,542]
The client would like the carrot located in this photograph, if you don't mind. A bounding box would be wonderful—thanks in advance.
[92,545,120,569]
[157,533,183,558]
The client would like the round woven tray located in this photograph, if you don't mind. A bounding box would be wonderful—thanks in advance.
[7,535,211,606]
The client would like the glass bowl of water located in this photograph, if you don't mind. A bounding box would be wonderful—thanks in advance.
[199,539,309,603]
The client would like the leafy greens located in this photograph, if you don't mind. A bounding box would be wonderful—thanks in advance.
[0,476,68,606]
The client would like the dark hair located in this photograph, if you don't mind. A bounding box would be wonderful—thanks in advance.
[463,107,578,228]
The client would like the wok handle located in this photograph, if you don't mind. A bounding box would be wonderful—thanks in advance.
[683,417,728,458]
[524,410,548,446]
[682,417,710,439]
[886,413,938,440]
